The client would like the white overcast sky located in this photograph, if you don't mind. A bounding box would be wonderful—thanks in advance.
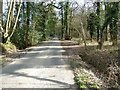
[56,0,85,5]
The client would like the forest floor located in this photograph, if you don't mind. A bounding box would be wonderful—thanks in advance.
[61,40,120,89]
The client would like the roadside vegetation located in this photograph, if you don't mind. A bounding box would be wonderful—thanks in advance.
[62,40,119,88]
[0,0,119,89]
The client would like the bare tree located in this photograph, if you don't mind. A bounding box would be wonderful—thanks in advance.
[0,0,3,37]
[6,1,22,43]
[3,0,22,43]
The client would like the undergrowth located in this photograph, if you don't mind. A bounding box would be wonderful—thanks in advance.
[0,42,17,53]
[76,74,99,89]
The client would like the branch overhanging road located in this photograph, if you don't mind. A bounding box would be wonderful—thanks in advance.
[1,37,75,88]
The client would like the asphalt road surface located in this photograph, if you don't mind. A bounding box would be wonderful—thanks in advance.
[1,38,75,88]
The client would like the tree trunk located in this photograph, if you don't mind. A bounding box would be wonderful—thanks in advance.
[0,0,3,53]
[8,2,15,29]
[105,26,108,41]
[96,2,100,42]
[104,3,108,41]
[69,10,72,35]
[0,1,3,35]
[112,2,119,46]
[4,0,13,39]
[6,2,22,43]
[61,8,64,39]
[80,17,87,49]
[42,11,47,41]
[25,2,30,46]
[64,2,69,35]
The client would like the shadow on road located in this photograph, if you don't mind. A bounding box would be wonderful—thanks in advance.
[2,40,76,88]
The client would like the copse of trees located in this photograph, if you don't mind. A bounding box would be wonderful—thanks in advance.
[87,12,97,42]
[0,0,119,53]
[58,0,78,40]
[0,1,58,52]
[71,1,119,49]
[95,2,120,49]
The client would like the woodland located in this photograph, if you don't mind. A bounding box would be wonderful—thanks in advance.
[0,0,120,89]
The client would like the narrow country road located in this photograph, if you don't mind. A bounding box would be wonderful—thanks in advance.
[1,38,75,88]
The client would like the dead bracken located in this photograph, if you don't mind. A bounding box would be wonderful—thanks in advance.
[61,40,120,88]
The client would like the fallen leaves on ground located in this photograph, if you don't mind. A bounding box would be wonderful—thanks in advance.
[61,40,120,88]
